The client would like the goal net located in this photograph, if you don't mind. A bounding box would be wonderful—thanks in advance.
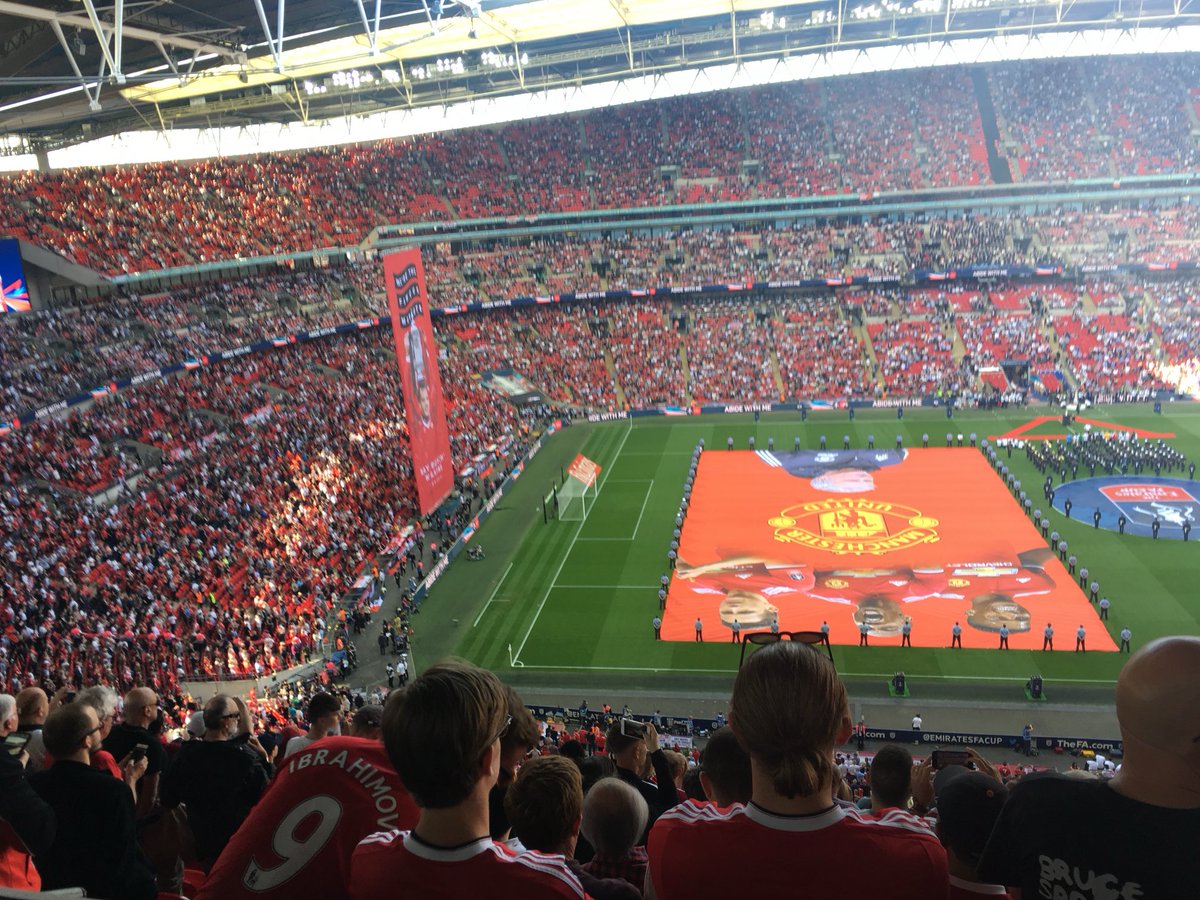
[546,453,602,522]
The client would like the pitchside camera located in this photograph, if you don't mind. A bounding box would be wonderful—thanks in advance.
[1028,675,1043,699]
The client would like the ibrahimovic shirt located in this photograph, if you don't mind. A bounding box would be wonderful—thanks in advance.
[349,831,586,900]
[198,737,418,900]
[647,801,948,899]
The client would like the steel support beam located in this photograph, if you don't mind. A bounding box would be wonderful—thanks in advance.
[252,0,287,72]
[80,0,121,80]
[0,2,239,62]
[48,19,104,110]
[352,0,382,55]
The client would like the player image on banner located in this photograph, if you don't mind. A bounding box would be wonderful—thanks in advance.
[665,449,1115,650]
[384,249,453,516]
[675,549,1051,636]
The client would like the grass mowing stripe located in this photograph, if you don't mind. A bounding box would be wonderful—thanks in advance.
[510,421,634,664]
[472,562,515,628]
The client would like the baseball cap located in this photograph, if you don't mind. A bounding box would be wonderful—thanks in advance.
[933,768,1008,862]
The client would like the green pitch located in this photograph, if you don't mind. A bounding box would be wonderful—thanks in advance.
[428,405,1200,694]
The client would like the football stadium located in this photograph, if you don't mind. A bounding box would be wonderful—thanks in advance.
[1,0,1199,896]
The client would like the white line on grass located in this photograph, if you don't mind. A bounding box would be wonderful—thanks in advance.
[512,421,634,663]
[472,562,515,628]
[554,584,663,589]
[630,480,654,540]
[577,537,633,542]
[503,661,1120,683]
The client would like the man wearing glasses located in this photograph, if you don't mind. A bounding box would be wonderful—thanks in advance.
[29,702,157,900]
[350,660,585,899]
[161,694,272,870]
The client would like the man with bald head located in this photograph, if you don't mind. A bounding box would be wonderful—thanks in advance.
[14,687,50,772]
[104,687,167,816]
[979,635,1200,898]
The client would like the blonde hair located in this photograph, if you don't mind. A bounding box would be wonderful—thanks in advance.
[729,641,848,799]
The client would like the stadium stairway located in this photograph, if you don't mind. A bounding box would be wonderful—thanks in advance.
[856,318,881,377]
[971,70,1013,185]
[769,345,785,398]
[602,347,627,409]
[679,344,694,405]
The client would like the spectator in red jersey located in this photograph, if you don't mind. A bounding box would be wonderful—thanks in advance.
[349,660,585,899]
[74,685,148,793]
[866,744,914,815]
[505,756,640,900]
[645,641,948,899]
[580,777,650,892]
[161,693,272,870]
[198,726,417,900]
[697,727,752,807]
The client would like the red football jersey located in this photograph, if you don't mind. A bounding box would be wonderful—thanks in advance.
[349,831,585,900]
[648,801,948,899]
[198,737,418,900]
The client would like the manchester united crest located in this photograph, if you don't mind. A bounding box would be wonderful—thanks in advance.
[769,498,939,556]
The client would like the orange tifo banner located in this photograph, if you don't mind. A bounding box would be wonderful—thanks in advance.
[567,454,601,488]
[665,448,1116,650]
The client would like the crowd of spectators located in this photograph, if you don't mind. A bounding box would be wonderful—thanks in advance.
[773,297,874,398]
[1053,313,1167,395]
[0,268,371,421]
[991,57,1200,183]
[868,319,968,397]
[0,326,526,696]
[5,259,1197,452]
[9,633,1194,898]
[4,59,1200,274]
[682,303,777,404]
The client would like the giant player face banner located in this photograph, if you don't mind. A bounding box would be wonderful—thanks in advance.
[666,448,1115,650]
[384,249,454,516]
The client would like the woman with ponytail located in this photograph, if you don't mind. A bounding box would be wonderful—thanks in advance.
[645,641,949,899]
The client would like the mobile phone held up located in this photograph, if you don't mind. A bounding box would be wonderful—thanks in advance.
[619,718,645,739]
[930,749,971,770]
[4,732,31,756]
[130,743,149,763]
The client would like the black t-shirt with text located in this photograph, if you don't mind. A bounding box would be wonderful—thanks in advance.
[978,774,1200,899]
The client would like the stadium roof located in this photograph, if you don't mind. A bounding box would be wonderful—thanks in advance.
[1,0,1196,164]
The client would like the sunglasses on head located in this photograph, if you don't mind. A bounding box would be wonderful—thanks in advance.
[738,630,835,670]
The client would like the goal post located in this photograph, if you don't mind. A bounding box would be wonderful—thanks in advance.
[556,475,597,521]
[545,453,602,522]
